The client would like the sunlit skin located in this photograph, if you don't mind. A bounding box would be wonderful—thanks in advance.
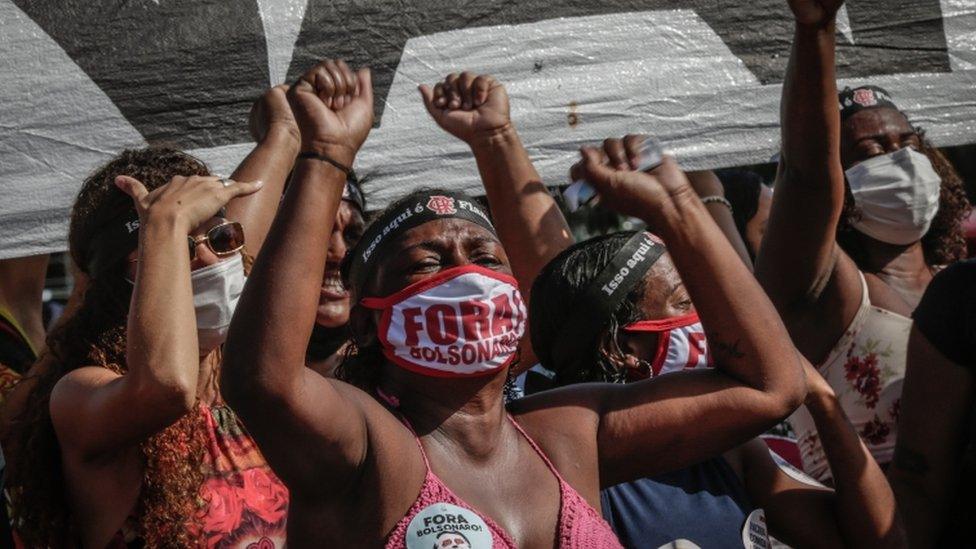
[315,201,365,328]
[333,217,566,548]
[758,14,927,545]
[367,219,510,298]
[49,170,265,548]
[840,106,920,169]
[224,58,811,547]
[597,259,902,548]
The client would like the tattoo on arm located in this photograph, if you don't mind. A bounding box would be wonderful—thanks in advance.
[894,444,931,475]
[706,332,746,361]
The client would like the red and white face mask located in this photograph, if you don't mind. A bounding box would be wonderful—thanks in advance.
[622,312,710,380]
[361,265,526,377]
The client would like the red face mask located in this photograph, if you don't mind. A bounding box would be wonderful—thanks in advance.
[622,312,710,380]
[361,265,526,377]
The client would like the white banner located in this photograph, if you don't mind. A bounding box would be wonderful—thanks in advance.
[2,0,974,259]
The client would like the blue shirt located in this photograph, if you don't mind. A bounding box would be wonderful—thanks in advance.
[601,457,754,548]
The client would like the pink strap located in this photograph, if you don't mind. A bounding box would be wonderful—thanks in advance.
[506,415,567,483]
[375,389,432,472]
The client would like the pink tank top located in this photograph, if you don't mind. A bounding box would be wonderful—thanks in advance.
[384,412,622,549]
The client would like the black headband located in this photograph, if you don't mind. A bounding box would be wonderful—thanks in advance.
[551,231,667,369]
[839,85,899,121]
[342,175,366,212]
[84,207,141,276]
[84,205,227,277]
[347,191,496,294]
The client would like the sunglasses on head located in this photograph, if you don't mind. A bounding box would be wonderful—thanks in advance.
[187,221,245,261]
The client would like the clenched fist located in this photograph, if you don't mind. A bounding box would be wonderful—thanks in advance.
[788,0,844,27]
[249,84,298,144]
[419,72,511,145]
[288,59,374,167]
[571,136,695,233]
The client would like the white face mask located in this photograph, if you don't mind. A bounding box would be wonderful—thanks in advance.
[190,254,245,355]
[361,265,526,377]
[845,148,941,245]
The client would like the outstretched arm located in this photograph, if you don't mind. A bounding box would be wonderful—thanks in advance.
[547,144,807,484]
[742,361,906,548]
[754,0,862,362]
[224,85,300,257]
[222,60,401,495]
[420,73,573,369]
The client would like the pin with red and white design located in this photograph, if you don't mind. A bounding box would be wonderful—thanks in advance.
[853,88,878,107]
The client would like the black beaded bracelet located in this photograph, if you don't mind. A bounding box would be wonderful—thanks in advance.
[297,151,357,182]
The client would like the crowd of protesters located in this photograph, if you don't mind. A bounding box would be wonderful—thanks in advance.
[0,0,973,546]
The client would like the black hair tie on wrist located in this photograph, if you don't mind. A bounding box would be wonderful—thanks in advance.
[297,151,356,181]
[297,151,366,212]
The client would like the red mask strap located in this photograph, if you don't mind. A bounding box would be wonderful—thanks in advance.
[623,311,700,332]
[359,265,518,310]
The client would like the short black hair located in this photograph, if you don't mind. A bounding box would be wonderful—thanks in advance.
[530,231,647,386]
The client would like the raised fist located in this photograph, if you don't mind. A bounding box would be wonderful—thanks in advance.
[249,84,298,144]
[570,135,694,231]
[787,0,844,27]
[288,59,374,167]
[419,72,511,144]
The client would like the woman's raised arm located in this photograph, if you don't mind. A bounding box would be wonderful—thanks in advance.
[51,174,261,460]
[222,60,390,495]
[540,146,807,485]
[753,0,862,361]
[224,85,301,257]
[419,73,574,369]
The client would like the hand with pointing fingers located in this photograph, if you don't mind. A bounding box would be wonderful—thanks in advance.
[114,175,262,233]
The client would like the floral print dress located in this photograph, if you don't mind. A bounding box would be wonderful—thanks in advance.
[787,272,910,483]
[108,403,289,548]
[196,404,288,548]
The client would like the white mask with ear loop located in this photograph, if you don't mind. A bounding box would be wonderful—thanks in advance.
[845,148,941,245]
[190,254,245,355]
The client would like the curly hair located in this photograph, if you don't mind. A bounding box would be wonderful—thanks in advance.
[837,129,971,266]
[8,147,212,547]
[529,232,647,386]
